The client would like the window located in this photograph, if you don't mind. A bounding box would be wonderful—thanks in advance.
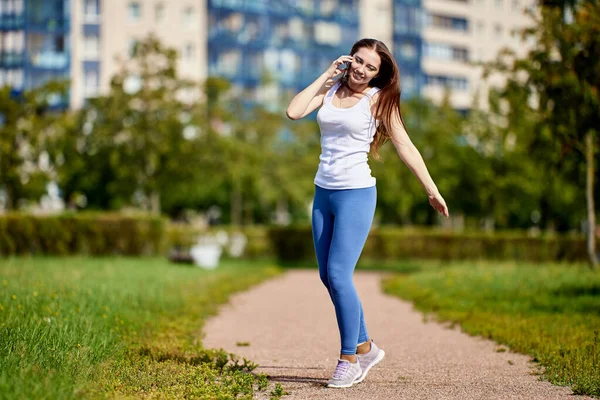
[128,2,141,22]
[6,69,23,88]
[155,3,164,23]
[423,42,469,62]
[395,6,421,34]
[402,75,417,95]
[477,21,484,34]
[314,21,341,46]
[495,0,502,8]
[84,0,98,18]
[320,0,336,16]
[511,0,520,10]
[453,47,469,62]
[184,43,195,61]
[84,68,99,97]
[83,35,99,59]
[183,6,194,29]
[425,74,468,91]
[9,0,24,13]
[217,49,241,77]
[494,23,502,38]
[128,38,138,57]
[426,13,468,32]
[400,42,417,60]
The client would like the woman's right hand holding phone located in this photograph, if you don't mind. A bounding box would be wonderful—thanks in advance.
[325,55,354,79]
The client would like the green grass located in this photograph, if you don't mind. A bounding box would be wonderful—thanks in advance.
[382,260,600,397]
[0,256,283,399]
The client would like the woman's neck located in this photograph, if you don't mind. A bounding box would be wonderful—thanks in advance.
[344,78,369,94]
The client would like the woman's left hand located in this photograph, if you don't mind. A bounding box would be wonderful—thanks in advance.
[429,192,449,218]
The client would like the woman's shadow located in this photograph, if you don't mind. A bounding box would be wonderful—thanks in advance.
[254,365,328,385]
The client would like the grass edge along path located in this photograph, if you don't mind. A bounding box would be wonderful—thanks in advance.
[381,260,600,398]
[0,257,287,400]
[91,263,286,399]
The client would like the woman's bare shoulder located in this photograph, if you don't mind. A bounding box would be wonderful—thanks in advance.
[369,90,381,117]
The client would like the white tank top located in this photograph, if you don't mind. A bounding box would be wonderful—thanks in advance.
[314,80,380,190]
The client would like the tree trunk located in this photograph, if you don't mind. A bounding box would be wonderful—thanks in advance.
[4,186,13,211]
[585,130,598,269]
[231,177,242,227]
[150,191,161,216]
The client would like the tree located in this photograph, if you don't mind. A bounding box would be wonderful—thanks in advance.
[485,0,599,267]
[0,82,67,210]
[57,35,210,215]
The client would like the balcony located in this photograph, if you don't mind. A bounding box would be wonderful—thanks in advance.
[209,0,357,24]
[0,51,25,68]
[28,51,69,69]
[0,13,25,30]
[24,17,70,33]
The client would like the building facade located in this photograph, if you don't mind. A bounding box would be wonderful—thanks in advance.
[418,0,534,109]
[0,0,70,107]
[207,0,360,110]
[70,0,207,109]
[0,0,535,111]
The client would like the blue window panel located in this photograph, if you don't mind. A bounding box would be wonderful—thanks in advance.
[207,0,361,101]
[424,74,469,91]
[393,0,424,99]
[83,23,99,36]
[82,60,99,72]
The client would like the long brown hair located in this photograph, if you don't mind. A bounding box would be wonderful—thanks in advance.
[343,38,406,161]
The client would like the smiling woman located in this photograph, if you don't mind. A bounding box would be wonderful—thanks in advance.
[285,38,449,389]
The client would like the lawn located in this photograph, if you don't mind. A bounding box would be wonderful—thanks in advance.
[0,256,283,399]
[382,260,600,397]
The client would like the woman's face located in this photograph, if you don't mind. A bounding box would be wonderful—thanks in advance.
[348,47,381,85]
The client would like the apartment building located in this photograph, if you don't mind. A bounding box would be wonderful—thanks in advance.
[360,0,535,110]
[0,0,70,107]
[0,0,534,111]
[208,0,359,110]
[70,0,207,109]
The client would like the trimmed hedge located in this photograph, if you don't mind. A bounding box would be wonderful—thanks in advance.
[0,212,166,256]
[0,214,587,262]
[167,224,273,259]
[268,226,587,263]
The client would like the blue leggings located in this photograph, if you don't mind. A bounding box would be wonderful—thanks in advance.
[311,184,377,355]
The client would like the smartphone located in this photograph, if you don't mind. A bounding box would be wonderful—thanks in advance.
[342,62,351,79]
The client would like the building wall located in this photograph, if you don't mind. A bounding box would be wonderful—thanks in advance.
[70,0,207,109]
[359,0,393,46]
[420,0,535,109]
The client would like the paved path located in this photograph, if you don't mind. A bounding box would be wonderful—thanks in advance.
[202,270,590,399]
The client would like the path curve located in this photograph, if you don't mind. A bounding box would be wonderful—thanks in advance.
[202,270,590,399]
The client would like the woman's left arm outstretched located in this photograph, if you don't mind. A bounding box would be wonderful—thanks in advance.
[388,110,450,218]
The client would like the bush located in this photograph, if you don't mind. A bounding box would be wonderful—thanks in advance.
[166,224,274,259]
[269,225,587,263]
[0,212,167,256]
[1,215,586,262]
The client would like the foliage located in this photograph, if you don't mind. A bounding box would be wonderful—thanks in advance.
[57,35,209,214]
[383,261,600,396]
[0,257,281,399]
[0,82,68,210]
[268,225,587,263]
[484,0,599,263]
[0,212,166,256]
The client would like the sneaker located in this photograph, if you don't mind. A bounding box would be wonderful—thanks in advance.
[326,359,362,388]
[354,339,385,383]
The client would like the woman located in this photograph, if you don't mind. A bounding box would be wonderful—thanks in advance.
[286,38,449,388]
